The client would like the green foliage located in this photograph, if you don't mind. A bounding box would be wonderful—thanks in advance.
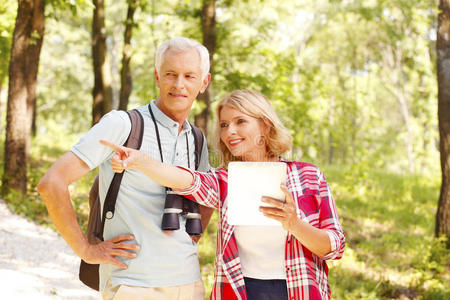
[0,0,16,85]
[37,5,94,135]
[31,0,439,175]
[324,165,449,299]
[0,0,438,173]
[46,0,94,18]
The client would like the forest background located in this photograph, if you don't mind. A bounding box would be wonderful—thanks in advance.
[0,0,449,299]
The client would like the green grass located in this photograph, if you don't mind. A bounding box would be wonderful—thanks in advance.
[324,164,449,300]
[1,137,448,299]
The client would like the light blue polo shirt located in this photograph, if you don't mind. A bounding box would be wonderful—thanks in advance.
[71,101,209,291]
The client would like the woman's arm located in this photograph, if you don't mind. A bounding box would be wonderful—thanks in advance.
[100,140,194,189]
[260,169,345,259]
[259,184,332,257]
[100,140,221,209]
[316,171,346,260]
[172,167,222,209]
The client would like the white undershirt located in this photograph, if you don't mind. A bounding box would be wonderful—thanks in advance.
[234,225,288,279]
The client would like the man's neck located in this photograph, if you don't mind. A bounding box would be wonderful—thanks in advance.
[155,99,188,134]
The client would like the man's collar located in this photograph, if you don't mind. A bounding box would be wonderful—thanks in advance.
[150,100,191,133]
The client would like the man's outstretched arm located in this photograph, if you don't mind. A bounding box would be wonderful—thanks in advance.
[37,152,139,269]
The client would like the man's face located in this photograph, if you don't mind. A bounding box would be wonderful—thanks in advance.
[155,48,210,119]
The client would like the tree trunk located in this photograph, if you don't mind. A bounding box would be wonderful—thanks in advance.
[31,98,37,136]
[119,0,137,111]
[195,0,216,135]
[92,0,113,125]
[2,0,45,196]
[26,0,45,140]
[436,0,450,243]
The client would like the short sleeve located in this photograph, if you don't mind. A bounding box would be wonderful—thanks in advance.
[316,169,346,260]
[71,110,131,170]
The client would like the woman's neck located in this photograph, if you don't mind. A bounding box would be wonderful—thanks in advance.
[242,150,278,162]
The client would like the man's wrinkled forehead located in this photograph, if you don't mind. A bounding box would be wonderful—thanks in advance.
[160,48,202,72]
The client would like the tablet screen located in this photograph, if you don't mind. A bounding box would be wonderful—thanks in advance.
[227,162,287,226]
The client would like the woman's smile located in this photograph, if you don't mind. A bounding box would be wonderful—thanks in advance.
[228,138,244,147]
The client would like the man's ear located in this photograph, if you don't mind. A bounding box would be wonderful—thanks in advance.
[154,69,160,88]
[200,73,211,93]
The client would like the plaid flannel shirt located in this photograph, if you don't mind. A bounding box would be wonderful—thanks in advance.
[176,158,345,300]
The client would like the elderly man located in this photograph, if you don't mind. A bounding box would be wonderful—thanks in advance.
[38,37,212,300]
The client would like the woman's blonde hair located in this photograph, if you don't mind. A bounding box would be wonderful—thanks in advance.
[214,90,292,168]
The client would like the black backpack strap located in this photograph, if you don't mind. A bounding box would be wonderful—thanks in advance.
[190,124,204,170]
[99,109,144,240]
[125,109,144,149]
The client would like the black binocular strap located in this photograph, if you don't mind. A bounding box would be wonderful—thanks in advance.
[148,105,165,164]
[148,104,194,171]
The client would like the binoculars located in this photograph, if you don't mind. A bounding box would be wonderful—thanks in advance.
[161,191,202,236]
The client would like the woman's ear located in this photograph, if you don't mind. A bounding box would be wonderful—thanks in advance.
[261,117,274,135]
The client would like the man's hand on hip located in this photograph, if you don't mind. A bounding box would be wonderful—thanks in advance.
[82,234,140,269]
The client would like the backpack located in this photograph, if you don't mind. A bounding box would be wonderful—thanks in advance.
[79,108,206,291]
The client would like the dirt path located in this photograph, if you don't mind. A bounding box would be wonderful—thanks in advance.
[0,199,98,299]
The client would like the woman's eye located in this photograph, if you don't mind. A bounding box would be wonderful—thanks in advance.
[237,119,246,124]
[220,122,228,128]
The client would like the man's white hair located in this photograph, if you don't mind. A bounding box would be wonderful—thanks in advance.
[155,37,210,80]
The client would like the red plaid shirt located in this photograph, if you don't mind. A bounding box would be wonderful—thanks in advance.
[177,159,345,300]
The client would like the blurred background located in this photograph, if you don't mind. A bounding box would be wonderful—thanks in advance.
[0,0,449,299]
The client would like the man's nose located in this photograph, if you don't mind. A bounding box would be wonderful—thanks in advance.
[174,75,185,88]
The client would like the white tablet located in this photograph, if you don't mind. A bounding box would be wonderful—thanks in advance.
[227,162,287,226]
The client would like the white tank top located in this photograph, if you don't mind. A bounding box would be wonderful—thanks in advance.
[234,225,288,279]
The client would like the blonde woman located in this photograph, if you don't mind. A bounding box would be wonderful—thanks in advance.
[101,90,345,300]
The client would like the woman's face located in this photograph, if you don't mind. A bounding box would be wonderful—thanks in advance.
[219,105,268,161]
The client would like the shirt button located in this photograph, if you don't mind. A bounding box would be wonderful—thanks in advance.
[176,153,179,156]
[286,267,290,271]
